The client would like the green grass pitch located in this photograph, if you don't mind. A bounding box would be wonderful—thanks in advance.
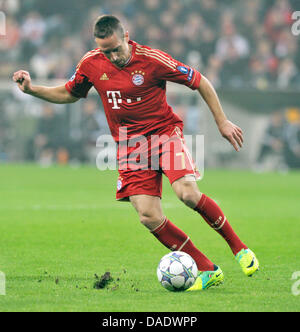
[0,164,299,312]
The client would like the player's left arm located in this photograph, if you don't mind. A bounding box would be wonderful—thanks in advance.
[151,49,243,151]
[197,75,243,152]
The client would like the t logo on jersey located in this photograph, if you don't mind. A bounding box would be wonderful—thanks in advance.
[107,91,122,109]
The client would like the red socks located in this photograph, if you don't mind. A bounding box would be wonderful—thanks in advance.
[151,218,214,271]
[194,194,247,255]
[150,194,246,271]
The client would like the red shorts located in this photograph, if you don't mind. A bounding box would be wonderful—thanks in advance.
[116,126,200,201]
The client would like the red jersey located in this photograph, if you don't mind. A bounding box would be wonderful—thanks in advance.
[65,40,202,142]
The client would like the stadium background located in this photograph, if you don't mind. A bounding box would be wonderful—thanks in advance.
[1,0,300,170]
[1,0,300,313]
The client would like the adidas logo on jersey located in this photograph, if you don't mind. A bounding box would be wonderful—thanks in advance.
[100,73,109,80]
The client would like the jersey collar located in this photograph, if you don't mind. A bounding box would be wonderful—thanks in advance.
[123,40,136,67]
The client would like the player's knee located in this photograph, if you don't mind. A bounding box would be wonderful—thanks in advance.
[178,190,201,208]
[139,211,163,231]
[173,179,201,208]
[180,192,195,207]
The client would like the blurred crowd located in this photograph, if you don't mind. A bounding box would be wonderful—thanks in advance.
[1,0,300,89]
[23,99,109,166]
[255,108,300,171]
[1,0,300,168]
[0,94,110,164]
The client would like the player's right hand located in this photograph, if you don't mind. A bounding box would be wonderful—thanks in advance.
[12,70,33,94]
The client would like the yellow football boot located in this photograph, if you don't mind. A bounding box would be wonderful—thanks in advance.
[187,266,224,291]
[235,248,259,277]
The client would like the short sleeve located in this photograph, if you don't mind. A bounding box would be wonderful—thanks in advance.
[65,61,93,99]
[153,50,202,90]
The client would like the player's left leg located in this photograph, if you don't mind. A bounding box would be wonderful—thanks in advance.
[159,126,259,276]
[129,194,224,290]
[129,194,216,272]
[160,126,248,257]
[172,177,247,255]
[171,177,259,276]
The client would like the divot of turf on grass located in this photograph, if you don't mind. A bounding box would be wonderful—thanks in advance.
[93,272,114,289]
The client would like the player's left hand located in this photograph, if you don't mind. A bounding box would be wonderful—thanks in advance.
[218,120,243,152]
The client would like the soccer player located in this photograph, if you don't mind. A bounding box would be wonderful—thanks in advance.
[13,15,259,291]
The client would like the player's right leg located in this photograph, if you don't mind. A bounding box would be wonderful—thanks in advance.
[129,194,224,290]
[186,266,224,291]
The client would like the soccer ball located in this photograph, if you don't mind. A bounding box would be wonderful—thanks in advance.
[157,251,198,291]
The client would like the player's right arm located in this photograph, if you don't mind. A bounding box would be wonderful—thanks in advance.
[12,70,79,104]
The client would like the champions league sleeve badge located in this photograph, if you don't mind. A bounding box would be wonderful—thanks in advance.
[177,66,189,75]
[176,66,194,82]
[69,72,76,82]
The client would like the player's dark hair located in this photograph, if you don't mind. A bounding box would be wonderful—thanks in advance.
[94,15,125,39]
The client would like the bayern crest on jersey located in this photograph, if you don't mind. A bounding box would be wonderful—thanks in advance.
[131,70,145,86]
[132,73,144,86]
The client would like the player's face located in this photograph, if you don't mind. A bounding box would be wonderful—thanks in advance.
[95,31,131,68]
